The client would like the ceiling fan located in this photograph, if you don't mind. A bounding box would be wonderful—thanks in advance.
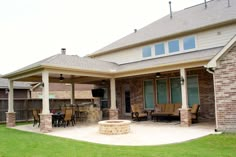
[59,74,64,81]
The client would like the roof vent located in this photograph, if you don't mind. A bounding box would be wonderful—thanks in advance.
[134,29,137,33]
[61,48,66,55]
[169,1,173,19]
[228,0,231,7]
[204,0,207,9]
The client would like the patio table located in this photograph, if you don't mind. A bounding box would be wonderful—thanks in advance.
[52,112,65,127]
[151,113,172,122]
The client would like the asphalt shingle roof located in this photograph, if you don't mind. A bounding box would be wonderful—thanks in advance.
[90,0,236,56]
[4,54,118,77]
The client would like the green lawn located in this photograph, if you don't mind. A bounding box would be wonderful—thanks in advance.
[0,124,236,157]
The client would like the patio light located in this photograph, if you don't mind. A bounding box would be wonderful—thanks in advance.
[156,73,161,78]
[5,88,9,94]
[180,76,184,85]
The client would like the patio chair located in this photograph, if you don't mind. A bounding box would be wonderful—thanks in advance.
[171,103,182,118]
[191,104,200,123]
[32,109,40,127]
[131,104,148,121]
[62,109,74,127]
[61,105,66,113]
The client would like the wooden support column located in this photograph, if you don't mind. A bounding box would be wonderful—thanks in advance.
[6,80,16,127]
[180,68,191,127]
[109,78,118,120]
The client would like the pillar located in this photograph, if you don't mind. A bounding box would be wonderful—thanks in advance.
[180,68,192,126]
[109,78,118,120]
[40,71,52,133]
[6,80,16,127]
[70,82,75,104]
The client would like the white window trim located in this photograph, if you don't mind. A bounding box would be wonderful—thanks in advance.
[168,39,180,54]
[154,42,165,56]
[142,45,153,58]
[182,35,197,53]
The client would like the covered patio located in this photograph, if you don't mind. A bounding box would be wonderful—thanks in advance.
[3,48,217,133]
[3,51,119,132]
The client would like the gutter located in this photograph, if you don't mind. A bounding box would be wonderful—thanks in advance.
[205,66,215,74]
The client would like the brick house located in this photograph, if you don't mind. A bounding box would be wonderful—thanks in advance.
[2,0,236,132]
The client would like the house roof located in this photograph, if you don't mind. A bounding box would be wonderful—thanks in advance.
[88,0,236,57]
[0,77,30,89]
[206,35,236,68]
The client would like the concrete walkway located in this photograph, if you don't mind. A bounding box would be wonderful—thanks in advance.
[13,120,217,146]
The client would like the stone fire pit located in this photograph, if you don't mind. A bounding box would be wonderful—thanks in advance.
[98,120,131,135]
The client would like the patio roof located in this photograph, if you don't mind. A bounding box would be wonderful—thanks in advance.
[2,47,222,82]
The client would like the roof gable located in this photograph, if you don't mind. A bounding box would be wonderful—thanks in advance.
[89,0,236,57]
[206,34,236,68]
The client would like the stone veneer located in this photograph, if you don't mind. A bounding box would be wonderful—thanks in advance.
[39,113,53,133]
[180,109,192,127]
[214,45,236,132]
[109,109,118,120]
[116,68,215,120]
[98,120,131,135]
[6,112,16,127]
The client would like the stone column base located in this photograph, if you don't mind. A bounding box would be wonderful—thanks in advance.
[39,113,53,133]
[180,108,192,127]
[6,112,16,127]
[109,109,118,120]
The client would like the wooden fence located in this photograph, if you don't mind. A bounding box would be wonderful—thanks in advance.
[0,98,93,123]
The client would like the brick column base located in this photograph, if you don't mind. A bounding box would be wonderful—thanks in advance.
[6,112,16,127]
[39,113,53,133]
[109,109,118,120]
[180,108,192,127]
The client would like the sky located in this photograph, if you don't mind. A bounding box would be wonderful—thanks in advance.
[0,0,205,75]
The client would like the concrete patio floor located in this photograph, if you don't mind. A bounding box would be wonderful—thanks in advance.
[13,120,218,146]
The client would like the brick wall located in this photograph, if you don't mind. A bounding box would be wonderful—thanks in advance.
[187,69,215,119]
[214,45,236,131]
[116,68,215,120]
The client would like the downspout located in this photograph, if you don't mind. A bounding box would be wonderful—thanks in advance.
[205,66,218,132]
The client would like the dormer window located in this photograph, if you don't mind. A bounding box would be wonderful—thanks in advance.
[183,36,196,50]
[142,46,152,58]
[168,40,180,53]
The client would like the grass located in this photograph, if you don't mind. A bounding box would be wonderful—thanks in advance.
[0,124,236,157]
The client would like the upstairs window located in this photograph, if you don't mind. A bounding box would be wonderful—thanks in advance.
[168,40,179,53]
[155,43,165,56]
[184,36,196,50]
[142,46,152,58]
